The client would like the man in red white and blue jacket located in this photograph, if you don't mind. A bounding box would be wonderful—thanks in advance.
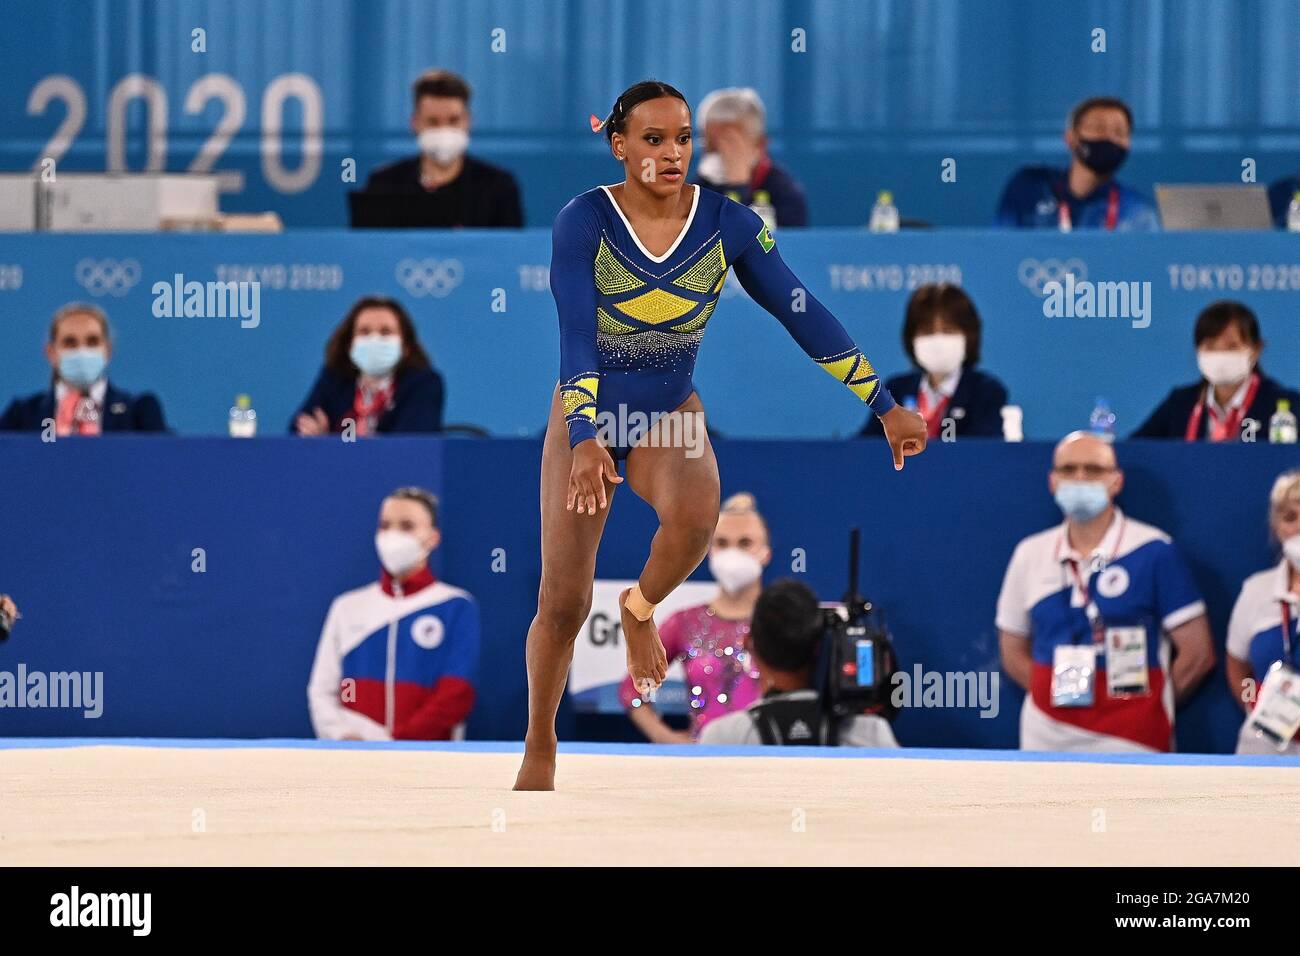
[308,487,480,741]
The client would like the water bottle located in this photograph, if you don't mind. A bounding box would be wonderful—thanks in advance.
[1000,405,1024,442]
[1270,399,1297,444]
[228,394,257,438]
[868,190,900,233]
[1289,192,1300,233]
[749,189,777,233]
[1088,397,1116,440]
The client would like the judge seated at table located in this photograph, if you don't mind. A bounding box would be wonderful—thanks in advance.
[0,302,167,435]
[1132,301,1300,442]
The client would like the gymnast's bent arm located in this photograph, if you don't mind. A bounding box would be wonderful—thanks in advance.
[550,198,624,514]
[731,237,928,469]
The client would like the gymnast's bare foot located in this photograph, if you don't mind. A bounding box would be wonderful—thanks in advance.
[620,587,668,698]
[513,736,557,791]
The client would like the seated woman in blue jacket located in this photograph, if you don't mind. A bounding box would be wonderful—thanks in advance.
[292,295,444,436]
[1132,300,1300,442]
[0,302,167,434]
[859,284,1008,440]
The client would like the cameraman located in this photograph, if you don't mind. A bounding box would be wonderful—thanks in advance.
[698,580,898,747]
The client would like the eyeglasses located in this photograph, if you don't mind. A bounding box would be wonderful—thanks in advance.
[1053,464,1116,480]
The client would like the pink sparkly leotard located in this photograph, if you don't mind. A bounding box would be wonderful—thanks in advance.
[619,602,762,737]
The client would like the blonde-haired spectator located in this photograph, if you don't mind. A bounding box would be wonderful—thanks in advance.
[620,492,771,742]
[1226,470,1300,754]
[308,487,479,740]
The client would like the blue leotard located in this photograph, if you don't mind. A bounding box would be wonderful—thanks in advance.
[551,184,896,452]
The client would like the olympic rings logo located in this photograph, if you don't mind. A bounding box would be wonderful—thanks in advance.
[1017,257,1087,296]
[75,258,142,297]
[395,258,463,298]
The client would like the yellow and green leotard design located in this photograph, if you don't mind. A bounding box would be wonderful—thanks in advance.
[550,184,895,453]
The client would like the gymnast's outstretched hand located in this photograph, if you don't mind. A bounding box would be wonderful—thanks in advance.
[567,439,624,515]
[879,405,928,471]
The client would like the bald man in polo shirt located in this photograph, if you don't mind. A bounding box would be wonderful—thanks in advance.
[996,432,1215,752]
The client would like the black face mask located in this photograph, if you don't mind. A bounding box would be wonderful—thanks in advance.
[1074,138,1129,177]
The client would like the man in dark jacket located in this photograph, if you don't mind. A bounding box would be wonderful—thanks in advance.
[0,303,167,434]
[360,69,523,228]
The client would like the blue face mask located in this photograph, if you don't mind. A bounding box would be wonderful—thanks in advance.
[59,348,107,388]
[349,335,402,377]
[1054,480,1111,522]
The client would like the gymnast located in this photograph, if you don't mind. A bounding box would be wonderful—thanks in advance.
[514,80,927,790]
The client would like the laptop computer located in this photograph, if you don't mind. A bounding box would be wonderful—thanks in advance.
[1155,184,1274,230]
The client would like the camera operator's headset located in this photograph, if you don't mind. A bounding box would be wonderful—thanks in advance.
[747,529,900,746]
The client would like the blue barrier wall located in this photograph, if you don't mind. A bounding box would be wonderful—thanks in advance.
[0,436,1295,752]
[1,230,1298,440]
[0,0,1296,227]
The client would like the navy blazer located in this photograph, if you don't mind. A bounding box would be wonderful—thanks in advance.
[859,367,1009,438]
[291,366,445,434]
[1132,373,1300,440]
[0,382,167,432]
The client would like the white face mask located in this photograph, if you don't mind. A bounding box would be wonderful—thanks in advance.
[697,152,726,183]
[913,333,966,378]
[375,530,428,576]
[708,547,763,594]
[418,127,469,165]
[1197,349,1252,387]
[1283,534,1300,572]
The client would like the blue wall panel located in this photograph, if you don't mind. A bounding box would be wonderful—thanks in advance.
[1,230,1297,441]
[0,436,1294,752]
[0,0,1295,227]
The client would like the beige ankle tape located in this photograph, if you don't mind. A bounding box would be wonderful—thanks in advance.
[624,585,657,622]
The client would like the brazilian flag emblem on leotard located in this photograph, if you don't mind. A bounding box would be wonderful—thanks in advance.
[756,225,775,253]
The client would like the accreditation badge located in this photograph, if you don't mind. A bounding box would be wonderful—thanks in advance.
[1248,661,1300,750]
[1104,626,1150,698]
[1052,644,1096,708]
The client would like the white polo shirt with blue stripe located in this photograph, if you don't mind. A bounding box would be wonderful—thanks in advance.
[1227,559,1300,755]
[996,508,1206,752]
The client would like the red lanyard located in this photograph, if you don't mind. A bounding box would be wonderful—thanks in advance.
[1066,558,1093,602]
[1058,184,1119,232]
[1184,374,1260,442]
[1065,559,1105,641]
[1058,515,1127,642]
[352,381,394,436]
[748,156,772,194]
[916,389,950,438]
